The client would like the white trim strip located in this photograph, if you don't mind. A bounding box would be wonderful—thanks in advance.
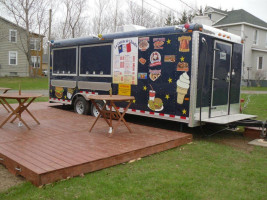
[214,22,267,31]
[79,91,99,95]
[106,106,189,121]
[251,48,267,53]
[49,98,72,105]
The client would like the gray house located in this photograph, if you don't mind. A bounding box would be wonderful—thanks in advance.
[0,16,44,77]
[193,7,267,86]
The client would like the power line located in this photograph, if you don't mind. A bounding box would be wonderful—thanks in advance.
[151,0,180,15]
[128,0,161,17]
[176,0,199,14]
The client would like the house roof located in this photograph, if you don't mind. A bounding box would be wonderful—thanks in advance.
[212,9,267,29]
[0,15,45,37]
[205,7,228,15]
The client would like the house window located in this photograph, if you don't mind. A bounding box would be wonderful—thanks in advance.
[257,57,263,70]
[31,56,40,68]
[9,29,17,43]
[253,30,258,45]
[30,38,41,50]
[9,51,18,65]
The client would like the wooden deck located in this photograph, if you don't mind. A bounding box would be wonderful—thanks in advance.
[0,102,192,186]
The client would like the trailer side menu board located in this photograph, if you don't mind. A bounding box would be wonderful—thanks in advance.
[112,38,138,85]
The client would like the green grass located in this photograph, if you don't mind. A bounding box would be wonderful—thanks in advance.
[0,141,266,200]
[0,77,48,90]
[241,94,267,120]
[4,97,49,104]
[241,86,267,91]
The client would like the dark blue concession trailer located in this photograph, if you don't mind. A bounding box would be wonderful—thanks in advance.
[49,23,256,128]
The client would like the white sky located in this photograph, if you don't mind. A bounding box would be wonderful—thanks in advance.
[138,0,267,22]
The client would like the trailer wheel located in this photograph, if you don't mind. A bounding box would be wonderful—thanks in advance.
[74,96,90,115]
[91,100,104,117]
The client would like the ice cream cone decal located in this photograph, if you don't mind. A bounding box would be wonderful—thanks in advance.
[176,72,190,104]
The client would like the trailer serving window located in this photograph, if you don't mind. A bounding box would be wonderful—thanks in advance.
[52,47,77,76]
[79,44,112,77]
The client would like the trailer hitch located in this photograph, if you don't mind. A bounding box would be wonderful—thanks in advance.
[230,119,267,140]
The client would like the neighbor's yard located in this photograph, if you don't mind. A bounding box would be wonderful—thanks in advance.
[241,94,267,120]
[0,77,48,90]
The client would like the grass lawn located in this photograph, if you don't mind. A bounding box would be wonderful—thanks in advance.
[0,141,266,200]
[4,97,49,104]
[0,77,48,90]
[241,86,267,91]
[241,94,267,120]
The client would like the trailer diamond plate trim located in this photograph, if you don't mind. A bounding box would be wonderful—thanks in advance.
[201,114,256,124]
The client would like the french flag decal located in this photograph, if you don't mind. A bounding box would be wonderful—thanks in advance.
[118,43,131,54]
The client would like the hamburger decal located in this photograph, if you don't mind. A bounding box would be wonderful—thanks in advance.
[148,85,164,111]
[55,87,64,99]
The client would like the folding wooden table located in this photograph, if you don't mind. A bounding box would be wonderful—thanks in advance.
[89,95,135,136]
[0,93,43,130]
[0,87,11,112]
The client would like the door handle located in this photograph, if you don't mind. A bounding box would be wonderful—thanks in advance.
[212,77,219,81]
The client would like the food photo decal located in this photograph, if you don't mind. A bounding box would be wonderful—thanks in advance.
[55,87,64,99]
[67,88,74,99]
[178,36,191,52]
[149,51,161,67]
[153,38,165,49]
[148,85,164,111]
[176,72,190,104]
[139,37,149,51]
[149,69,161,81]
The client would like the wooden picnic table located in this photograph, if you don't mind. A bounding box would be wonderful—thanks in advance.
[89,95,135,136]
[0,93,43,130]
[0,87,11,112]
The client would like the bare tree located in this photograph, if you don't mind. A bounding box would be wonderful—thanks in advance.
[254,70,266,87]
[54,0,87,39]
[126,1,158,28]
[92,0,111,34]
[0,0,49,76]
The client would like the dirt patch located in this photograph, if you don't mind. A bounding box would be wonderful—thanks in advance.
[0,164,25,193]
[205,133,255,153]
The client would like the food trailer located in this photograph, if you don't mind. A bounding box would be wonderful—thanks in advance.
[49,23,256,128]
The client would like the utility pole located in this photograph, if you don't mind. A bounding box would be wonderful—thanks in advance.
[141,0,144,26]
[48,9,52,89]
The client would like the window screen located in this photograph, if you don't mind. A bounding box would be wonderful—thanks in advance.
[53,48,77,75]
[80,45,111,75]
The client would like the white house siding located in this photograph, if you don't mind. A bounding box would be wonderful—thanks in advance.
[0,19,29,77]
[243,25,267,80]
[205,9,226,24]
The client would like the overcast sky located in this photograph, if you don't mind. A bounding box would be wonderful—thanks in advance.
[139,0,267,22]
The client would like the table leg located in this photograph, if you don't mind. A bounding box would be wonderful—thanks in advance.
[10,98,39,125]
[10,98,28,123]
[0,98,30,130]
[0,99,10,113]
[111,100,132,135]
[89,101,107,132]
[109,101,113,134]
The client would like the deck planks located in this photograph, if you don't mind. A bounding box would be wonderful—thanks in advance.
[0,102,192,186]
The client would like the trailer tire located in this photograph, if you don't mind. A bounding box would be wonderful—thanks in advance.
[90,100,104,117]
[74,96,90,115]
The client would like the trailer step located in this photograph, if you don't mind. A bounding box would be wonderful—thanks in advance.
[201,114,256,124]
